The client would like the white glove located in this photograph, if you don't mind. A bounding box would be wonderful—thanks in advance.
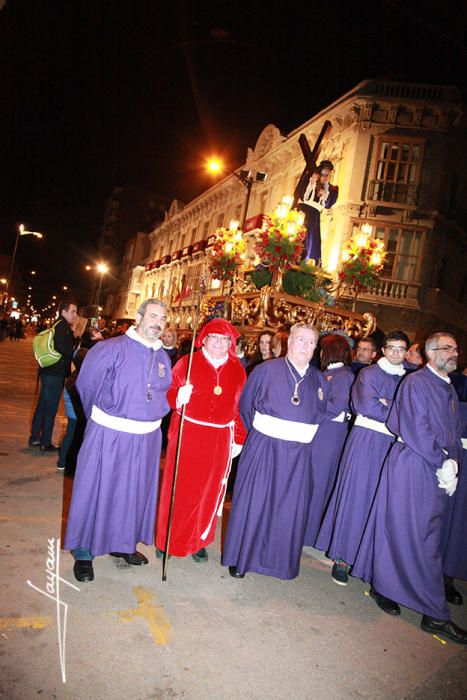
[436,459,458,497]
[231,443,243,459]
[176,384,193,408]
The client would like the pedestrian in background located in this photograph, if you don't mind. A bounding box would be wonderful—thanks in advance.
[29,301,77,451]
[57,348,88,472]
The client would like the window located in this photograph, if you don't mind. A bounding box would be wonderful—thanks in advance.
[374,225,425,281]
[234,204,242,221]
[369,138,424,206]
[202,221,210,238]
[190,226,197,244]
[186,261,204,293]
[216,212,225,228]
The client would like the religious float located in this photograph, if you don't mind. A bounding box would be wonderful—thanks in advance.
[170,195,386,350]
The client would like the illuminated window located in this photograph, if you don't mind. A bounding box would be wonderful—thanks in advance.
[352,224,426,282]
[369,138,425,206]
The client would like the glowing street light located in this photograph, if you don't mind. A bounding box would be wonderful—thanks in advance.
[96,263,109,308]
[207,159,268,230]
[5,225,43,297]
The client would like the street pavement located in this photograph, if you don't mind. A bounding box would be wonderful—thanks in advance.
[0,333,466,700]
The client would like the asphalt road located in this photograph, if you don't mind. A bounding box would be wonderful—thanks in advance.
[0,333,466,699]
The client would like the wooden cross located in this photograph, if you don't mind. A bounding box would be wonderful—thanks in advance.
[292,120,332,209]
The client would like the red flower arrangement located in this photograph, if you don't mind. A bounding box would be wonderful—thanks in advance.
[255,207,306,272]
[209,226,246,281]
[337,236,386,293]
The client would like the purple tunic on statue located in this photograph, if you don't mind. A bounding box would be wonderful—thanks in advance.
[64,333,172,556]
[441,401,467,581]
[304,365,354,546]
[315,361,403,565]
[353,366,459,620]
[222,357,328,579]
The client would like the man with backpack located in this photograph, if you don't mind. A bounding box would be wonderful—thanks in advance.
[29,301,77,451]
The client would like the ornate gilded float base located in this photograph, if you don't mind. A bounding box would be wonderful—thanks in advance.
[195,287,375,339]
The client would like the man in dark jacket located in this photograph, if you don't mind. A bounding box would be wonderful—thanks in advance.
[29,301,77,451]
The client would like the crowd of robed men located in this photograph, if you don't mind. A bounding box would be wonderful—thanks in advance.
[28,298,467,646]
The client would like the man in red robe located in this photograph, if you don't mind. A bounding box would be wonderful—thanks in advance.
[156,319,246,562]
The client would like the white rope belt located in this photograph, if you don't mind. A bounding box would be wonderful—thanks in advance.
[300,199,324,213]
[91,405,161,434]
[354,414,393,437]
[331,411,350,423]
[462,438,467,450]
[253,411,318,444]
[176,412,234,430]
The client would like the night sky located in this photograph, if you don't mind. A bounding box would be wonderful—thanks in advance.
[1,0,466,308]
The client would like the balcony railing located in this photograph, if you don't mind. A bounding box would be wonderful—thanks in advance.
[350,277,421,308]
[367,180,419,207]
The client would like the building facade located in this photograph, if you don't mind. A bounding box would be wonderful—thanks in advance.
[123,79,467,347]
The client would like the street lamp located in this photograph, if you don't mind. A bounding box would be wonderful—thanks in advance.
[207,159,268,230]
[96,263,109,308]
[5,225,43,297]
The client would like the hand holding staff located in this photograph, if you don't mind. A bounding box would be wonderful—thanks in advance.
[162,276,206,581]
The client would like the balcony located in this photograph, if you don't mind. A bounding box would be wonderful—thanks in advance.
[367,181,420,208]
[350,277,421,309]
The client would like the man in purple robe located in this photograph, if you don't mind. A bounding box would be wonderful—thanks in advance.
[315,330,409,585]
[353,333,467,644]
[441,380,467,606]
[222,323,328,580]
[64,299,172,583]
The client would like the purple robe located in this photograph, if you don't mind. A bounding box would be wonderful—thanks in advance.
[304,365,354,546]
[353,366,459,620]
[64,334,172,556]
[222,357,328,579]
[441,401,467,581]
[315,363,403,565]
[298,184,338,262]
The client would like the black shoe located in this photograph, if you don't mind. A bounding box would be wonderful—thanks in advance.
[192,547,208,563]
[73,560,94,582]
[421,616,467,644]
[229,566,245,579]
[28,438,40,447]
[56,461,65,471]
[445,584,463,606]
[370,587,401,616]
[109,551,148,565]
[40,443,58,452]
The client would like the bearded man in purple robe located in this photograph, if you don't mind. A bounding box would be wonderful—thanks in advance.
[315,330,409,585]
[64,299,172,583]
[353,333,467,645]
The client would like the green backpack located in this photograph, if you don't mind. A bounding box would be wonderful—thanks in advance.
[33,322,62,368]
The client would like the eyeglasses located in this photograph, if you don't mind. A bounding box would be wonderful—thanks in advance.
[431,345,458,353]
[207,334,231,344]
[385,346,407,353]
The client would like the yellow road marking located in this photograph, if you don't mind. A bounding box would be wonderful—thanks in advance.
[0,616,51,631]
[112,586,172,645]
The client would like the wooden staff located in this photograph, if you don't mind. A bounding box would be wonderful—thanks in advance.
[162,276,206,581]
